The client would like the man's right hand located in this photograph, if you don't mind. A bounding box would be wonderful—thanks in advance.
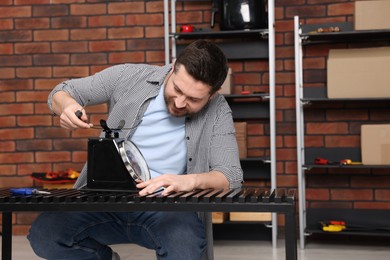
[60,104,93,130]
[52,91,93,130]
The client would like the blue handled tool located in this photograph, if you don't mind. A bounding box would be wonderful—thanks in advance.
[10,188,51,195]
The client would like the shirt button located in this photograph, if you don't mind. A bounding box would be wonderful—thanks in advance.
[186,136,190,140]
[188,158,192,162]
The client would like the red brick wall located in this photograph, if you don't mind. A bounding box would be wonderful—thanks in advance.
[0,0,166,235]
[0,0,389,235]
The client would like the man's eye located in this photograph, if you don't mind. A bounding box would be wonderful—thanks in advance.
[189,98,200,103]
[175,88,182,94]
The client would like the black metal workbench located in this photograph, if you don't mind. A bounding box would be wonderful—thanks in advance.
[0,188,297,260]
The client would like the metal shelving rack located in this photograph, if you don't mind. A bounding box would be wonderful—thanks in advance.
[294,15,390,249]
[164,0,277,247]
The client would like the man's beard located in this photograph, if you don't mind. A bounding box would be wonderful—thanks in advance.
[164,95,189,117]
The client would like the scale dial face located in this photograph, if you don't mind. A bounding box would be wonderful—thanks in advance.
[118,140,151,182]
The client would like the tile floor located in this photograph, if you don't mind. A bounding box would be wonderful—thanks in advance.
[1,236,389,259]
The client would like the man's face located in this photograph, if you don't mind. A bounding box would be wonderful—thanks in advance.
[164,65,213,117]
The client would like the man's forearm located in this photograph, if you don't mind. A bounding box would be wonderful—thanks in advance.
[51,91,78,116]
[192,170,230,190]
[50,90,92,129]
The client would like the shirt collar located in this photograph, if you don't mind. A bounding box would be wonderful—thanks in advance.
[146,64,173,86]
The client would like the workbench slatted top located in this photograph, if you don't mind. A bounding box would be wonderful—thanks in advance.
[0,188,295,205]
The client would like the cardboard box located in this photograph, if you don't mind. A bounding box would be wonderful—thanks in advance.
[229,212,272,222]
[212,212,228,224]
[355,1,390,30]
[219,68,232,95]
[234,122,247,159]
[327,47,390,98]
[361,124,390,165]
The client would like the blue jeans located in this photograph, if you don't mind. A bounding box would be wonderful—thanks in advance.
[27,211,207,260]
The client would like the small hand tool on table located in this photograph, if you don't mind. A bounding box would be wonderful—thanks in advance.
[10,188,51,195]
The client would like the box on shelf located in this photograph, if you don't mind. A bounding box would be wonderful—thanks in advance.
[219,68,232,95]
[327,46,390,98]
[212,212,228,224]
[355,0,390,30]
[234,122,247,159]
[229,212,272,222]
[361,124,390,165]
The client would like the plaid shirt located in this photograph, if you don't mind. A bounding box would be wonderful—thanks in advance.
[48,63,243,189]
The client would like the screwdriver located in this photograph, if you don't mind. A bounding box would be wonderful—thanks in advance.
[10,188,51,195]
[75,99,90,120]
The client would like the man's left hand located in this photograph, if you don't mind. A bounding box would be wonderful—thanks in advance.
[136,174,196,196]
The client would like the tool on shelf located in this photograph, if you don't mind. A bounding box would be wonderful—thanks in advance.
[320,220,390,232]
[321,220,346,232]
[314,157,362,166]
[308,26,341,34]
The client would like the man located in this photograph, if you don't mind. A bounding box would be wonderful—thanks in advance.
[28,40,243,260]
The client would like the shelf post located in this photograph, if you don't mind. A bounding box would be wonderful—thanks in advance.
[164,0,169,65]
[294,15,307,249]
[171,0,177,59]
[267,0,278,248]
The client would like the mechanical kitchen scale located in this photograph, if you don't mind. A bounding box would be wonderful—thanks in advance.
[86,119,150,192]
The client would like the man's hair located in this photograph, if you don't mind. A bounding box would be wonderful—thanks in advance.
[174,40,228,95]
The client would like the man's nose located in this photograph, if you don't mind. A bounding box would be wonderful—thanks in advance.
[175,95,187,108]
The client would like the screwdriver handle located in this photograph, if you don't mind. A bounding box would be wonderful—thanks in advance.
[75,110,83,119]
[10,188,50,195]
[10,188,35,195]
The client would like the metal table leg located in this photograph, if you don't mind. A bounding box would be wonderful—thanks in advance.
[284,210,298,260]
[2,211,12,260]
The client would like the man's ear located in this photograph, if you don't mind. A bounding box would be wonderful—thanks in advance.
[171,59,176,71]
[209,92,218,99]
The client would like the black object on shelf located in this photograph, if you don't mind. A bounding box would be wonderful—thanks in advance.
[224,94,270,119]
[219,0,268,31]
[241,157,271,180]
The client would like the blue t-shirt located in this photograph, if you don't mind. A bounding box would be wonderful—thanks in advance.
[130,85,186,178]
